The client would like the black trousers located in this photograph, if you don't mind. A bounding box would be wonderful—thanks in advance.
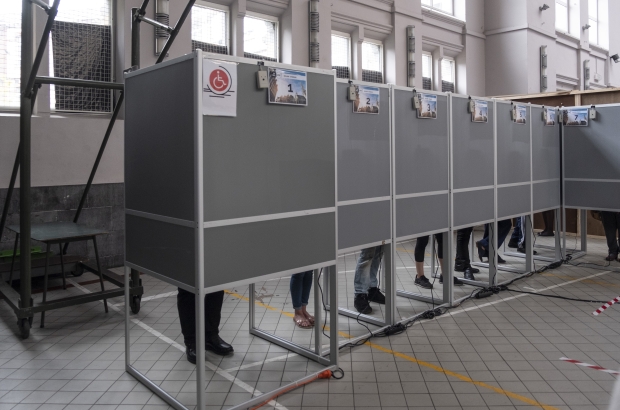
[414,234,443,262]
[455,227,473,266]
[177,288,224,348]
[601,211,620,254]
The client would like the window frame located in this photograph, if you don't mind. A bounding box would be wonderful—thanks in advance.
[555,0,569,33]
[331,30,351,73]
[361,39,384,76]
[588,0,599,45]
[421,0,456,17]
[244,11,279,62]
[422,52,433,81]
[441,57,455,89]
[192,1,230,53]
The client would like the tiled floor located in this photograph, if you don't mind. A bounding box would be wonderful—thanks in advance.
[2,228,620,409]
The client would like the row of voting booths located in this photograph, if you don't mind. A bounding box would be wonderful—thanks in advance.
[122,50,616,409]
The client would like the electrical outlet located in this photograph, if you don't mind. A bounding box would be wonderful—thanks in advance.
[256,70,268,89]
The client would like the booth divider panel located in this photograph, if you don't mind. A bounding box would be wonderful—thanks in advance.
[203,63,336,222]
[533,180,561,211]
[126,215,196,288]
[394,90,449,195]
[125,58,195,221]
[531,106,560,182]
[451,96,494,190]
[453,189,494,227]
[395,194,449,238]
[203,213,336,288]
[564,106,620,180]
[498,185,531,218]
[337,84,390,201]
[496,102,531,185]
[565,181,620,211]
[338,201,391,250]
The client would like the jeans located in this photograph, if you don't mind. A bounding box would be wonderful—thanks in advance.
[354,246,382,295]
[414,234,443,262]
[290,271,313,310]
[455,227,473,267]
[601,211,620,254]
[479,219,512,256]
[510,217,521,242]
[177,288,224,348]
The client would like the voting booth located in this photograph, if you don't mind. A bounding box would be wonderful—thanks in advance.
[124,51,339,410]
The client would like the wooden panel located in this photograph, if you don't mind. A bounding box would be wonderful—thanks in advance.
[581,90,620,105]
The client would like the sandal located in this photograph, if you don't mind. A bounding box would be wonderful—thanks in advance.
[294,316,312,329]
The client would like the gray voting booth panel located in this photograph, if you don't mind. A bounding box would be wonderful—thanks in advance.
[531,105,561,212]
[393,87,449,239]
[336,82,390,251]
[125,52,337,291]
[564,104,620,211]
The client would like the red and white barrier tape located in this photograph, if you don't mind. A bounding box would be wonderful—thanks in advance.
[561,357,620,376]
[593,296,620,316]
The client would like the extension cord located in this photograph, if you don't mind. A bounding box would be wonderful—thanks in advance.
[475,289,494,299]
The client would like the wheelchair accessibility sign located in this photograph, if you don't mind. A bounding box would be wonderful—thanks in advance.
[203,59,237,117]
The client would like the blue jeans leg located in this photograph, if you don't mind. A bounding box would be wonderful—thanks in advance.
[511,217,522,241]
[354,246,383,295]
[290,271,313,310]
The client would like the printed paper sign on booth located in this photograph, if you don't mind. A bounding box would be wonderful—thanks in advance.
[202,59,237,117]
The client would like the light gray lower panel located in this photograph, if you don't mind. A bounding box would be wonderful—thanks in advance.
[453,188,494,227]
[533,180,560,211]
[126,214,195,288]
[203,213,336,288]
[498,184,531,218]
[395,194,448,238]
[338,200,391,250]
[565,180,620,211]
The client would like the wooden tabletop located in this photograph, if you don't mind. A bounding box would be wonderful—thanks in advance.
[7,222,108,242]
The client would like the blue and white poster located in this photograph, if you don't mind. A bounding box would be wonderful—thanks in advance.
[417,93,437,119]
[563,107,588,126]
[472,100,488,123]
[353,85,380,114]
[513,104,527,124]
[545,107,556,126]
[268,68,307,106]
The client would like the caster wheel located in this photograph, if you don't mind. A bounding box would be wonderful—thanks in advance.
[130,295,141,314]
[18,319,31,339]
[72,264,84,277]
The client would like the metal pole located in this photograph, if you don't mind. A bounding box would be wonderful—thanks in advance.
[131,8,141,69]
[328,265,338,366]
[19,0,34,320]
[63,92,124,254]
[313,269,321,355]
[155,0,196,64]
[35,76,124,90]
[24,0,60,98]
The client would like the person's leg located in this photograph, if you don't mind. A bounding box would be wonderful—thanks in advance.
[367,246,385,303]
[455,227,473,269]
[601,212,620,257]
[300,271,314,323]
[509,218,521,247]
[354,247,376,313]
[497,219,512,248]
[540,210,555,236]
[177,288,196,348]
[291,272,311,327]
[414,236,430,278]
[476,225,490,260]
[204,290,232,355]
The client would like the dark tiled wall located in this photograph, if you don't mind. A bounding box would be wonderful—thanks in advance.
[0,183,124,269]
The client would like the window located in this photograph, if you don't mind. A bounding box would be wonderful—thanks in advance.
[244,14,278,62]
[331,33,350,79]
[588,0,598,45]
[422,53,432,90]
[441,58,455,92]
[0,1,23,108]
[192,3,228,55]
[361,41,383,84]
[49,0,112,112]
[422,0,454,16]
[555,0,569,32]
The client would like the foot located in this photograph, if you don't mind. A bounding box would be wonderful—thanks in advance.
[475,241,486,262]
[605,253,618,261]
[367,287,386,304]
[354,293,372,314]
[454,262,478,273]
[205,335,234,356]
[538,231,554,237]
[498,255,506,264]
[186,346,197,364]
[414,275,433,289]
[294,313,313,329]
[507,238,519,248]
[301,308,315,325]
[463,267,476,281]
[439,275,463,286]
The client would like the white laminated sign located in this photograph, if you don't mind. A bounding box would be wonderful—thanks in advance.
[202,59,237,117]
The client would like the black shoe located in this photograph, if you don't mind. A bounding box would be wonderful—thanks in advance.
[463,268,476,281]
[507,238,519,248]
[354,293,372,314]
[439,275,463,286]
[454,261,478,273]
[205,335,234,356]
[414,275,433,289]
[367,287,386,304]
[475,241,486,262]
[605,253,618,261]
[498,255,506,264]
[186,346,197,364]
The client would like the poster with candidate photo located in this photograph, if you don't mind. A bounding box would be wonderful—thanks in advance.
[353,85,380,114]
[268,67,307,106]
[545,108,556,126]
[562,107,588,126]
[513,104,527,124]
[417,93,437,119]
[471,100,488,123]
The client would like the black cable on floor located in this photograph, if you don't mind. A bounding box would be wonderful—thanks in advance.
[501,286,607,303]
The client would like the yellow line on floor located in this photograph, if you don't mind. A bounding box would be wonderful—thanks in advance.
[224,290,558,410]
